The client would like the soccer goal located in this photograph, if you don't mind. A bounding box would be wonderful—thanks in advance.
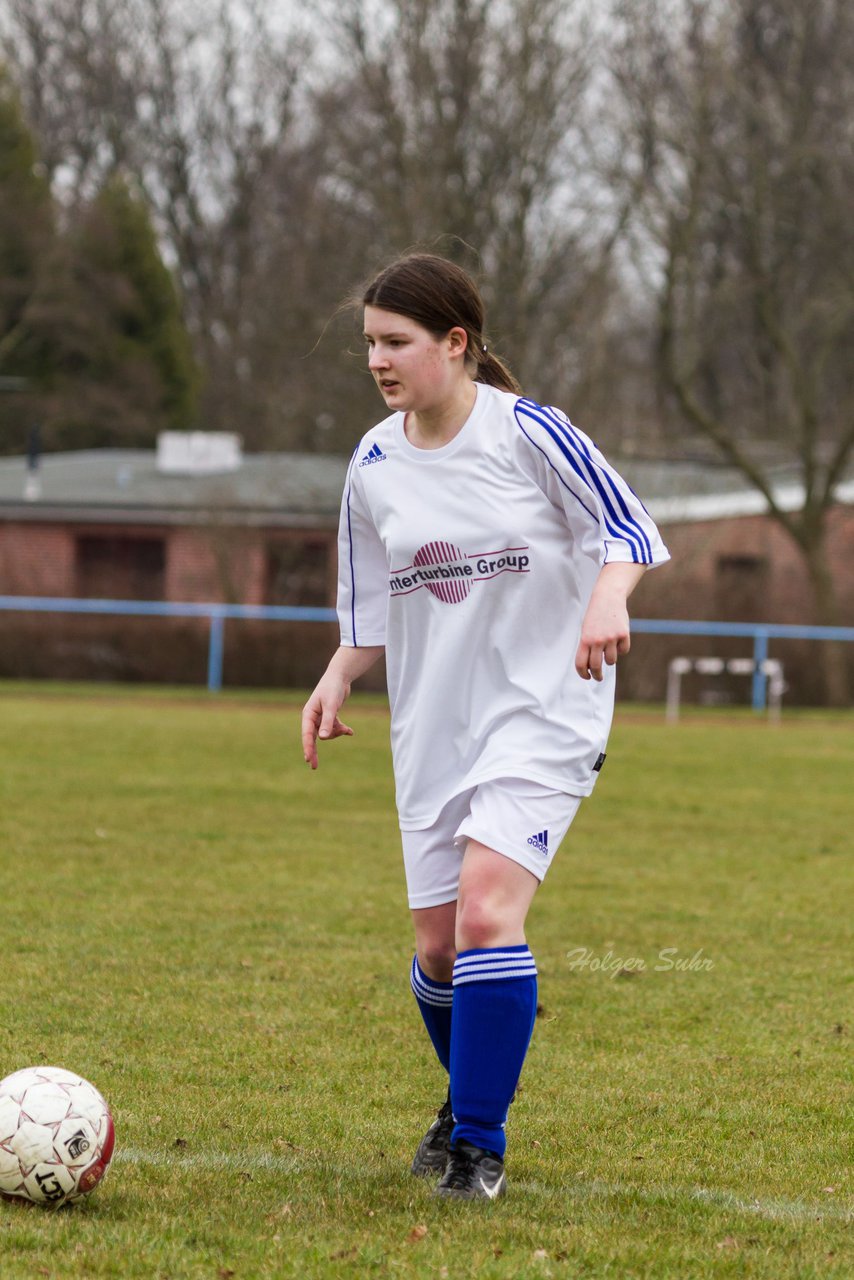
[665,656,785,723]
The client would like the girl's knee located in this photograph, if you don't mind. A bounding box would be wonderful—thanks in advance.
[416,938,457,982]
[455,894,514,952]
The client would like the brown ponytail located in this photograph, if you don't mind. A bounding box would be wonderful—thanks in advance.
[361,253,522,395]
[473,347,522,395]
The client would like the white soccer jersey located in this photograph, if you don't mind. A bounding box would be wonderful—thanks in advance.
[337,383,669,830]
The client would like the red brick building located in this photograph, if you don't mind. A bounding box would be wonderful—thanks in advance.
[0,441,851,699]
[625,486,854,705]
[626,472,854,629]
[0,440,346,606]
[0,439,347,685]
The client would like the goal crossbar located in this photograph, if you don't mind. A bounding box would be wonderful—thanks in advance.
[666,656,785,723]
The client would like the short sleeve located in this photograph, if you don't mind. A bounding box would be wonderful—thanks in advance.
[336,454,389,647]
[513,399,670,567]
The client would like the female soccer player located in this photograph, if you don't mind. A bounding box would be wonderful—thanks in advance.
[301,253,670,1200]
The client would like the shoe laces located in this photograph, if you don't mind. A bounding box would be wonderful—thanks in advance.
[442,1148,475,1190]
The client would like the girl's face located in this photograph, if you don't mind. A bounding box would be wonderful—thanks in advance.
[363,306,468,412]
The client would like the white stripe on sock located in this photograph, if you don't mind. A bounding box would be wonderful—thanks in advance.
[411,958,454,1005]
[455,950,534,965]
[453,952,536,981]
[453,965,538,985]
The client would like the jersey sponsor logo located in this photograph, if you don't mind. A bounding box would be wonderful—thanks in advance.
[389,539,531,603]
[527,829,549,855]
[359,442,387,467]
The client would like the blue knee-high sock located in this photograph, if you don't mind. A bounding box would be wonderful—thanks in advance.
[449,945,538,1159]
[410,955,454,1073]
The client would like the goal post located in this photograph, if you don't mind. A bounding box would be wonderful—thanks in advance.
[666,656,785,724]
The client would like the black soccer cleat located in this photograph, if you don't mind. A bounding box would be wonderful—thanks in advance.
[433,1139,507,1200]
[410,1096,455,1177]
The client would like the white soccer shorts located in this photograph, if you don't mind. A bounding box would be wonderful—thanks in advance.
[400,777,582,910]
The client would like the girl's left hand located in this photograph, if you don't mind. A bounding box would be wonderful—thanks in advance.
[575,596,631,681]
[575,562,646,681]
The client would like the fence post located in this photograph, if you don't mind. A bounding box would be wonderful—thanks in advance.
[207,612,225,692]
[751,630,769,711]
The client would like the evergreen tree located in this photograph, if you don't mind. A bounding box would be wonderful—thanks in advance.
[40,175,199,449]
[0,81,197,453]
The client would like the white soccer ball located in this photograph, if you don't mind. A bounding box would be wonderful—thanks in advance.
[0,1066,115,1206]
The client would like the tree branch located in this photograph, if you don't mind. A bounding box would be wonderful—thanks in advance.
[659,231,802,545]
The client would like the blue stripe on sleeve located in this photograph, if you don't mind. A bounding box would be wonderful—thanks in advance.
[539,405,654,561]
[344,450,358,644]
[532,404,648,562]
[513,405,601,526]
[516,400,652,563]
[516,400,643,560]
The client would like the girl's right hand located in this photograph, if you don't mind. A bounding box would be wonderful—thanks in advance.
[301,675,354,770]
[300,644,384,770]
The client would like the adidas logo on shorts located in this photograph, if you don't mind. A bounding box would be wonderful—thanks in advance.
[527,829,549,855]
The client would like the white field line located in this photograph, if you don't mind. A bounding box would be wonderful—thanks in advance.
[515,1177,853,1224]
[114,1147,852,1224]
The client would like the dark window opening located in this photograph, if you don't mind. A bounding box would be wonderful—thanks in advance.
[266,540,329,607]
[715,553,769,620]
[76,535,166,600]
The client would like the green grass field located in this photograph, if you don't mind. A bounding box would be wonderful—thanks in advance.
[0,682,851,1279]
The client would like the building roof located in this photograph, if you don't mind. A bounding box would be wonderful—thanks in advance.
[0,446,851,527]
[616,459,854,523]
[0,449,350,528]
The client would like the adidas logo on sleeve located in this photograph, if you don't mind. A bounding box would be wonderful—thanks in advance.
[359,442,388,467]
[526,830,549,855]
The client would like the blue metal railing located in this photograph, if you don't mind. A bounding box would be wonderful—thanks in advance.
[0,596,336,695]
[629,618,854,711]
[1,595,852,706]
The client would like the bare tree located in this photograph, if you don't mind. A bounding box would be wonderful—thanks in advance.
[2,0,658,455]
[313,0,635,420]
[0,0,151,195]
[607,0,854,699]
